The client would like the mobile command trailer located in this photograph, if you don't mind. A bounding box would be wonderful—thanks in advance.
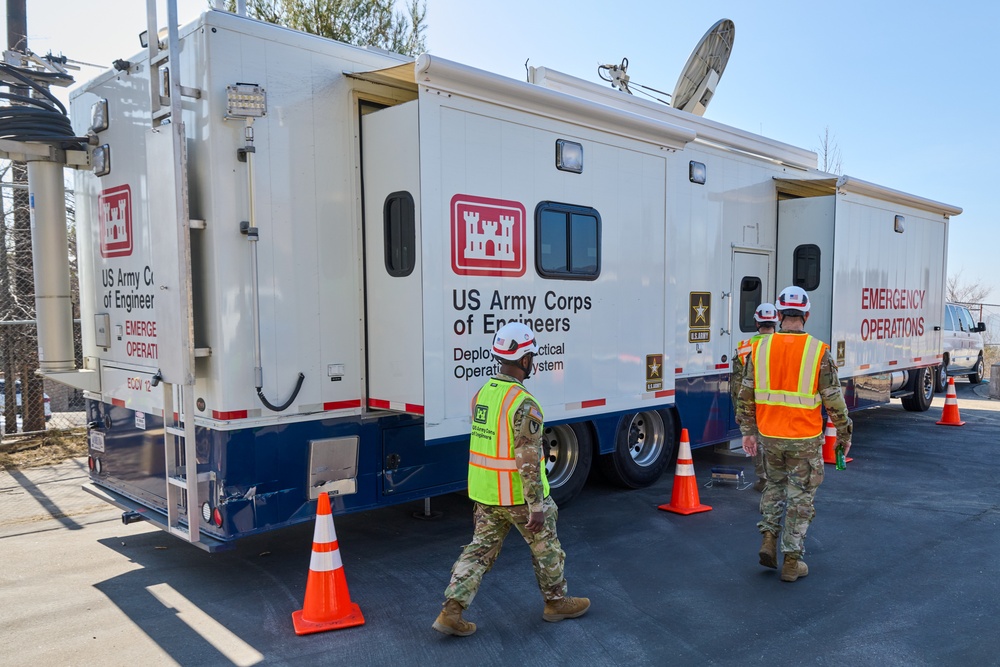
[528,68,960,437]
[29,9,956,550]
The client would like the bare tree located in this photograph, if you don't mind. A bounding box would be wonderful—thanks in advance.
[816,126,843,174]
[947,270,993,304]
[227,0,427,56]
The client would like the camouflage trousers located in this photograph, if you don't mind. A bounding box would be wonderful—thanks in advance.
[757,438,825,558]
[444,495,567,608]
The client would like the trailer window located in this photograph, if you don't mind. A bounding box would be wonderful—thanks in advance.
[383,191,415,277]
[738,277,762,333]
[792,244,821,291]
[535,202,600,280]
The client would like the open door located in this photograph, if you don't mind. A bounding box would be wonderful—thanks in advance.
[728,250,771,429]
[361,101,424,414]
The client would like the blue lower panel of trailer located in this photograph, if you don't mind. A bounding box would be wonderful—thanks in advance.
[84,400,468,549]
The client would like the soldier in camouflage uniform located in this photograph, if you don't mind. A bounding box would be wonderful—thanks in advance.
[731,303,779,492]
[433,322,590,636]
[738,287,852,582]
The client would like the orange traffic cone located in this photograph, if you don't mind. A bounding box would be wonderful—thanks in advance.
[822,419,852,465]
[291,493,365,635]
[936,377,965,426]
[658,428,712,515]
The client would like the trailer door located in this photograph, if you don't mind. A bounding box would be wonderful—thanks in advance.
[728,250,771,428]
[361,101,424,414]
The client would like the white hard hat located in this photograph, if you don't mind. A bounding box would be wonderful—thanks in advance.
[754,302,779,323]
[492,322,538,361]
[776,286,810,313]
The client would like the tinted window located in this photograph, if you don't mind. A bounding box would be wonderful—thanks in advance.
[959,307,975,332]
[739,277,762,333]
[383,191,415,277]
[535,202,600,280]
[793,244,821,291]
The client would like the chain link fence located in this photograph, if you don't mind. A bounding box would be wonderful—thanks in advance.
[1,163,86,440]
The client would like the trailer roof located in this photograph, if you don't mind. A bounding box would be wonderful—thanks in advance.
[352,56,697,152]
[775,177,962,218]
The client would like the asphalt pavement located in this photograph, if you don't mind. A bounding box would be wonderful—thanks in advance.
[1,380,998,666]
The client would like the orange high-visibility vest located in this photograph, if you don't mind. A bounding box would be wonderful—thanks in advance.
[751,332,828,439]
[467,378,550,506]
[736,333,766,365]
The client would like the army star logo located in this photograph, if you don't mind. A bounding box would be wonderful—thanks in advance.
[692,298,708,324]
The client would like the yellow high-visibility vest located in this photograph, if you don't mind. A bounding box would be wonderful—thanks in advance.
[467,378,550,506]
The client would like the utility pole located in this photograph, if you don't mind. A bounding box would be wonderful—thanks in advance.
[5,0,46,434]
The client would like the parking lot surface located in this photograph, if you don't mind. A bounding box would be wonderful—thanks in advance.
[1,381,998,666]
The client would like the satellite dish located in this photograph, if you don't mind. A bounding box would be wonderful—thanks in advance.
[671,19,734,116]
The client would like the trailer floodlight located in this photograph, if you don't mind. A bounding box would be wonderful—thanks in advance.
[556,139,583,173]
[689,160,706,185]
[93,144,111,176]
[894,215,905,233]
[226,84,267,118]
[90,99,109,133]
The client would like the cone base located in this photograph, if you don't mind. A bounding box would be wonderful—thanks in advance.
[292,603,365,636]
[657,502,712,515]
[936,419,966,426]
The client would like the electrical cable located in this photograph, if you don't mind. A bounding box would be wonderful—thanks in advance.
[0,61,89,149]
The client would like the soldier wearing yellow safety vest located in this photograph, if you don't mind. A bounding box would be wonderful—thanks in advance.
[738,286,852,582]
[433,322,590,636]
[731,302,779,492]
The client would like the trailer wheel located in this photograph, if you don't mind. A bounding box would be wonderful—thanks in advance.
[968,354,985,385]
[901,367,933,412]
[542,422,592,507]
[599,409,677,489]
[933,359,947,393]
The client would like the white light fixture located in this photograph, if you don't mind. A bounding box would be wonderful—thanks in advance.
[556,139,583,173]
[689,161,707,185]
[90,99,109,133]
[894,215,905,233]
[226,84,267,118]
[93,144,111,177]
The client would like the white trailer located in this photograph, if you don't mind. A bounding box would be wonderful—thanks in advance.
[9,8,959,550]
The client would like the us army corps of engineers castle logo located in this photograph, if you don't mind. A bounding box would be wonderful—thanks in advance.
[450,194,526,277]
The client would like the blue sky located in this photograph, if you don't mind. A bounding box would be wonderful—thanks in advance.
[9,0,998,301]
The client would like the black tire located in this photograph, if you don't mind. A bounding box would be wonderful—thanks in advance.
[599,409,677,489]
[542,422,593,507]
[901,366,933,412]
[933,358,947,394]
[968,354,985,385]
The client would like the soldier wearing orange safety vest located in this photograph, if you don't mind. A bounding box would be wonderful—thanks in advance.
[433,322,590,636]
[731,303,779,491]
[738,286,852,582]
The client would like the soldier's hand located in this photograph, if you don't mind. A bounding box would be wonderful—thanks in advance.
[526,511,545,534]
[842,440,851,456]
[742,435,757,457]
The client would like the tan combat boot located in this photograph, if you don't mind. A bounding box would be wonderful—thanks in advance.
[758,532,778,569]
[780,556,809,582]
[542,596,591,622]
[432,599,477,636]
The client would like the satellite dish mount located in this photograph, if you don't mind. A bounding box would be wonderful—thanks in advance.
[671,18,734,116]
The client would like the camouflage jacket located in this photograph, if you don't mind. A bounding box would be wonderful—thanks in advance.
[737,330,852,449]
[492,373,546,512]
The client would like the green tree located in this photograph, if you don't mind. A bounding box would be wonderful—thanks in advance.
[226,0,427,56]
